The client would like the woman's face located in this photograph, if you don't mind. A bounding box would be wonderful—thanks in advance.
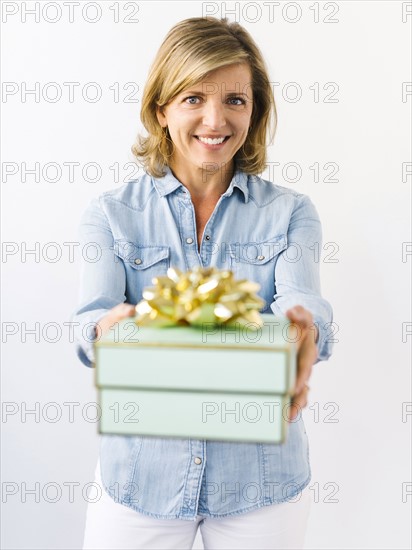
[156,63,253,176]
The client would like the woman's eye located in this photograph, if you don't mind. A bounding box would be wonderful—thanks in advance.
[227,97,246,105]
[184,96,200,105]
[182,96,246,105]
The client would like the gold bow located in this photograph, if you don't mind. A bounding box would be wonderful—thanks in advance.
[135,266,265,328]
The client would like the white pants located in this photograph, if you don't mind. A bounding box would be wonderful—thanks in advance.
[83,461,311,550]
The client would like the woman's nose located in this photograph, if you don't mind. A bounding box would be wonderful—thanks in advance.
[202,100,227,130]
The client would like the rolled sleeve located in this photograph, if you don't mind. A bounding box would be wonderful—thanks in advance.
[71,197,127,368]
[270,193,334,363]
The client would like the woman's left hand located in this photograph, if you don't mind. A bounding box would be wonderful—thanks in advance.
[285,305,319,421]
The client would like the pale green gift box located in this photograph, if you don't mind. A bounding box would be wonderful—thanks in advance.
[94,314,296,443]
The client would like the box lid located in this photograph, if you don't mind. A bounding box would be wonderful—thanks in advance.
[95,313,294,349]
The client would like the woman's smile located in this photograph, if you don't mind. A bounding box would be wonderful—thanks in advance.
[193,134,231,148]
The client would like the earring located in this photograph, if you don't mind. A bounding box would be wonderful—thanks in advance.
[161,126,175,158]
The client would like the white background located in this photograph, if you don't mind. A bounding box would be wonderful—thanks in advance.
[1,1,411,549]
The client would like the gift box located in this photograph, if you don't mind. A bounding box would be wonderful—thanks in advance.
[94,267,296,443]
[93,267,297,444]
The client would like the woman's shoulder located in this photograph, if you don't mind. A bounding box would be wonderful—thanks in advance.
[78,171,154,227]
[94,170,154,212]
[246,173,315,212]
[79,170,156,221]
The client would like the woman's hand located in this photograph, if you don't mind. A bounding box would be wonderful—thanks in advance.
[285,305,319,422]
[95,303,136,340]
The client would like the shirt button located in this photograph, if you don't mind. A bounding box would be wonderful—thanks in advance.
[257,255,265,261]
[134,258,142,265]
[194,457,202,465]
[186,237,194,244]
[205,235,211,240]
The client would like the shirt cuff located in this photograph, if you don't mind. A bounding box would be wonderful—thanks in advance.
[73,310,109,368]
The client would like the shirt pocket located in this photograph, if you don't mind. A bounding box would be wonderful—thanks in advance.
[114,240,170,304]
[228,235,287,311]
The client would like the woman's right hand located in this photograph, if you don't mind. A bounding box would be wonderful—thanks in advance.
[95,303,136,339]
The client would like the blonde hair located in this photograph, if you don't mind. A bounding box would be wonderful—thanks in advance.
[131,17,276,178]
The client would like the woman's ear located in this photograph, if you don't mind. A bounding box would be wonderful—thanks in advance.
[156,105,167,128]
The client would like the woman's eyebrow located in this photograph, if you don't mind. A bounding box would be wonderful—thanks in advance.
[181,90,250,96]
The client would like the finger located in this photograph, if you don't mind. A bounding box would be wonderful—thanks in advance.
[294,338,317,394]
[286,400,301,423]
[285,307,313,350]
[96,304,136,338]
[288,385,310,422]
[286,305,312,327]
[124,304,137,317]
[114,302,136,317]
[295,362,313,395]
[109,304,136,329]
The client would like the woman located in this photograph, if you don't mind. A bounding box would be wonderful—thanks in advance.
[72,16,334,550]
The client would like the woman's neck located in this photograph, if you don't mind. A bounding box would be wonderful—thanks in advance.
[168,160,235,200]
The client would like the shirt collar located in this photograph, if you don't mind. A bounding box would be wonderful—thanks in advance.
[152,165,249,203]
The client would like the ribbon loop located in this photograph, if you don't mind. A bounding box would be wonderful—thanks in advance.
[135,266,265,328]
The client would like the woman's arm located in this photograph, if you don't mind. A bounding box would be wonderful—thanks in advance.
[270,193,334,419]
[270,192,334,363]
[70,197,133,368]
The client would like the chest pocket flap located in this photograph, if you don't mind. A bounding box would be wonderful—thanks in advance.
[114,240,170,271]
[229,234,288,265]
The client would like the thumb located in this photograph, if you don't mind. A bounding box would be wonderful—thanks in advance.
[115,302,137,318]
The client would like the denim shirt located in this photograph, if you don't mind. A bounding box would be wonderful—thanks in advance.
[71,164,334,520]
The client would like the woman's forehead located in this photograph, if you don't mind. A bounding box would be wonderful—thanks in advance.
[201,62,251,80]
[179,64,252,91]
